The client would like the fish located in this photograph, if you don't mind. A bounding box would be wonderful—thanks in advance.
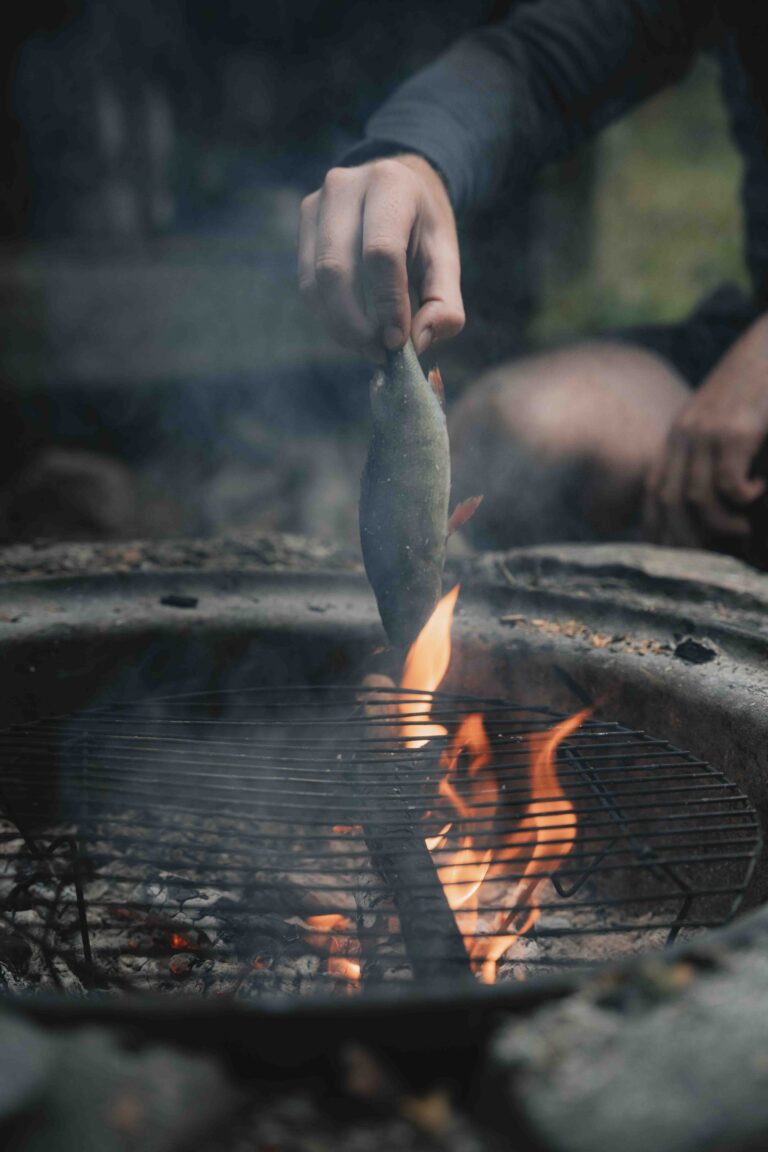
[359,338,481,649]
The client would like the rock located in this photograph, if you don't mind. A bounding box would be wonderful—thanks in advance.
[160,593,199,609]
[0,449,138,542]
[0,1015,53,1122]
[6,1015,239,1152]
[489,944,768,1152]
[673,636,718,665]
[168,953,199,979]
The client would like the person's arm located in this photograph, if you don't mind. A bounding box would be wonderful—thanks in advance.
[300,0,720,354]
[343,0,718,215]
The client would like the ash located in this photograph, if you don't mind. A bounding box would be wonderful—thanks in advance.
[0,787,416,997]
[0,801,681,997]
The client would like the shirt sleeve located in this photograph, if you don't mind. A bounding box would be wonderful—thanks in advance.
[341,0,720,214]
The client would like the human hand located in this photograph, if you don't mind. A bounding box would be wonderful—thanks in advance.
[298,154,464,357]
[645,315,768,547]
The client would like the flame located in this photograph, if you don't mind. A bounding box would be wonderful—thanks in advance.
[299,586,586,993]
[467,708,588,983]
[400,589,588,984]
[424,822,452,852]
[432,713,495,914]
[304,914,361,988]
[170,933,190,950]
[399,584,460,747]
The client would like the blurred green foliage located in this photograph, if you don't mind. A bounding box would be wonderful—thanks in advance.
[533,55,747,343]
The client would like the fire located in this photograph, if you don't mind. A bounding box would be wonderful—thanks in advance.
[304,914,361,988]
[431,712,495,914]
[468,708,588,983]
[404,587,587,984]
[170,933,190,950]
[302,585,586,992]
[399,584,459,747]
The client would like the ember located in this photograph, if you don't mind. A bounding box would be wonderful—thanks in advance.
[304,915,361,990]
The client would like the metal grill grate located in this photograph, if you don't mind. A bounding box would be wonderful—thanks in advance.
[0,686,760,997]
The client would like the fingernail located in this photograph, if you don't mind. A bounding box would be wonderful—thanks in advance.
[415,327,433,355]
[383,326,404,350]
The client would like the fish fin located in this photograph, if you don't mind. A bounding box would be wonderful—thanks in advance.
[447,495,484,536]
[427,366,446,412]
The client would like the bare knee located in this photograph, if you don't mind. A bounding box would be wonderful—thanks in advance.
[449,342,690,546]
[453,342,688,464]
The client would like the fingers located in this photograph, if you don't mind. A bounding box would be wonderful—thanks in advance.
[315,172,379,351]
[299,164,414,354]
[689,441,751,537]
[299,157,464,357]
[297,191,320,303]
[686,439,714,512]
[716,439,767,505]
[411,244,465,356]
[652,433,702,547]
[646,431,754,548]
[360,166,420,350]
[643,454,664,542]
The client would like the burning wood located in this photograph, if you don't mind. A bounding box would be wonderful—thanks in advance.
[354,859,409,984]
[302,914,361,989]
[362,809,472,984]
[358,669,472,983]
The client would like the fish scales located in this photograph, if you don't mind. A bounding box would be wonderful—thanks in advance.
[359,339,450,649]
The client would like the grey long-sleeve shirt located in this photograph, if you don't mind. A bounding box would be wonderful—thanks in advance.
[343,0,768,305]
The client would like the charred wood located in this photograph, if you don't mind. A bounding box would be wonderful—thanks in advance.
[359,676,471,984]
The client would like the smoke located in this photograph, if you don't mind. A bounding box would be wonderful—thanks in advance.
[449,382,602,550]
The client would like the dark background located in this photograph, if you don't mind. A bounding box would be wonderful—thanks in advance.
[0,1,744,544]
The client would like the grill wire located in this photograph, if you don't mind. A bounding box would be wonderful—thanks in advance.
[0,686,760,997]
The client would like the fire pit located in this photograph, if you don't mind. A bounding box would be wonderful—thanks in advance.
[1,536,768,1151]
[0,536,763,1013]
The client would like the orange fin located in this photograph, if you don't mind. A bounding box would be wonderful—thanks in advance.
[447,495,483,536]
[427,366,445,412]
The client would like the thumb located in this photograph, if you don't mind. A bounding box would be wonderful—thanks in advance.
[411,246,465,355]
